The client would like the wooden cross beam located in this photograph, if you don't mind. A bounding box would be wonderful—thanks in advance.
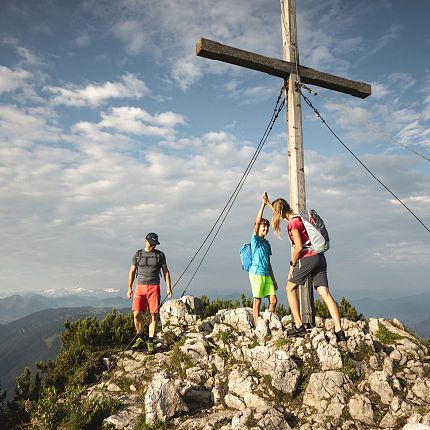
[196,38,371,99]
[196,0,371,327]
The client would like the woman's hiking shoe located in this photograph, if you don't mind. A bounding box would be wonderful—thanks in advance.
[287,324,307,337]
[131,337,145,351]
[335,329,347,342]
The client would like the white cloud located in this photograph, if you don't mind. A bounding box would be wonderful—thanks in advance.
[396,121,430,148]
[371,82,390,99]
[388,72,416,90]
[1,96,429,296]
[87,0,281,90]
[112,20,147,55]
[367,25,403,56]
[0,104,61,147]
[73,106,185,138]
[0,66,32,93]
[70,34,92,48]
[1,0,429,300]
[16,46,41,66]
[45,73,149,107]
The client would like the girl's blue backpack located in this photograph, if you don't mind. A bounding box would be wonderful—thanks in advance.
[239,243,252,271]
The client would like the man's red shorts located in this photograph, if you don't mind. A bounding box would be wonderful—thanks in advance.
[132,284,161,314]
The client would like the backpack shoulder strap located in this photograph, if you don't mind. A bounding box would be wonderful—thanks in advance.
[135,249,142,278]
[136,249,143,265]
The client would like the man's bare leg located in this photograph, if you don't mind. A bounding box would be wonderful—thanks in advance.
[133,311,144,335]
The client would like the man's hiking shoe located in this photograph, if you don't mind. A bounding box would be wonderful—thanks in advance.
[146,340,155,354]
[287,324,307,338]
[335,329,347,343]
[131,337,145,351]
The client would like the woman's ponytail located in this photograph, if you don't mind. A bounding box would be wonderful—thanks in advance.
[271,198,291,238]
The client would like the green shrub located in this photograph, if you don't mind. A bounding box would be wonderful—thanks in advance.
[29,385,119,430]
[61,309,135,351]
[200,295,242,318]
[375,323,403,345]
[315,299,331,319]
[275,303,290,318]
[134,415,169,430]
[273,338,287,348]
[166,340,191,376]
[315,297,362,321]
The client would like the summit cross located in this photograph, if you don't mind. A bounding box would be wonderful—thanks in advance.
[196,0,371,325]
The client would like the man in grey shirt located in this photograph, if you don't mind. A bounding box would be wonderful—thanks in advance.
[128,232,172,352]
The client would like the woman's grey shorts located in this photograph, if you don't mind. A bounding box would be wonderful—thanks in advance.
[289,254,329,287]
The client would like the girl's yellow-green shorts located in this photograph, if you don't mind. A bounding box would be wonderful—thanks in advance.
[249,274,275,298]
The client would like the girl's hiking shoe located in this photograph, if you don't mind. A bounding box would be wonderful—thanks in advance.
[146,340,155,354]
[287,324,307,337]
[131,337,145,351]
[335,329,347,342]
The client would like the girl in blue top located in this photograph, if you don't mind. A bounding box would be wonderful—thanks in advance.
[249,192,278,326]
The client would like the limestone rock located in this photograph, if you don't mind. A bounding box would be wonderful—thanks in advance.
[103,404,141,430]
[310,328,343,370]
[403,425,430,430]
[254,317,270,341]
[368,370,394,404]
[408,379,430,405]
[160,295,203,328]
[180,333,209,363]
[144,371,188,425]
[243,345,300,394]
[303,370,351,418]
[216,308,254,334]
[256,407,292,430]
[261,310,283,331]
[227,368,271,409]
[76,297,430,430]
[348,394,375,426]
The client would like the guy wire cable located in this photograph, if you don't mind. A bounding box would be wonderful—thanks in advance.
[169,84,286,297]
[300,89,430,234]
[300,83,430,163]
[85,85,286,396]
[180,95,286,297]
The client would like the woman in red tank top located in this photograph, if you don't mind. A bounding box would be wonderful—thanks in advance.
[264,194,346,342]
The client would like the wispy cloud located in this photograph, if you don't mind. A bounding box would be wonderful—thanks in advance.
[388,72,416,90]
[112,20,146,55]
[0,104,61,147]
[85,0,280,90]
[74,106,186,138]
[371,82,390,99]
[0,66,32,93]
[45,73,149,107]
[16,46,41,66]
[367,24,403,56]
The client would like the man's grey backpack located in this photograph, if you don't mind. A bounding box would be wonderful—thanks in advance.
[135,249,162,278]
[293,209,329,254]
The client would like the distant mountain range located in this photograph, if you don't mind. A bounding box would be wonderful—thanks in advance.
[0,306,128,399]
[349,292,430,337]
[0,293,130,324]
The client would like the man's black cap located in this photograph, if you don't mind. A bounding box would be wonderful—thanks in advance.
[146,232,160,246]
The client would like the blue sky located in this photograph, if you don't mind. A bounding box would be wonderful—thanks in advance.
[0,0,429,304]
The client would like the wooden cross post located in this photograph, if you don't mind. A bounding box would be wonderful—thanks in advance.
[196,0,371,325]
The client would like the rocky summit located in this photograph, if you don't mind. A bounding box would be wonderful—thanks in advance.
[88,296,430,430]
